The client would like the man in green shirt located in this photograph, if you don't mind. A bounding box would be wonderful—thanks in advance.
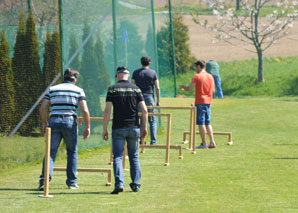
[206,60,224,98]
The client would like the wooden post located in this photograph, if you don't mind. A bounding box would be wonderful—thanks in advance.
[39,128,53,198]
[109,143,113,165]
[122,141,128,170]
[164,114,171,166]
[192,106,197,154]
[188,104,194,148]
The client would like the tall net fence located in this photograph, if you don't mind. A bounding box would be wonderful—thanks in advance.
[0,0,59,137]
[0,0,177,150]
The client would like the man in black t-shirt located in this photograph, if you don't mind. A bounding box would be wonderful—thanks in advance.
[103,66,148,194]
[132,56,160,145]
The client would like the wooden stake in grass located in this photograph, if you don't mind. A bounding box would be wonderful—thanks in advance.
[192,106,197,154]
[39,128,53,198]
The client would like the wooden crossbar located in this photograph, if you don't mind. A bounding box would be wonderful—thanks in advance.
[53,167,112,186]
[183,131,233,145]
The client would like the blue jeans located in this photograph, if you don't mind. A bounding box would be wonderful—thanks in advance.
[112,128,141,189]
[141,94,157,145]
[39,115,78,186]
[213,75,224,98]
[196,104,211,125]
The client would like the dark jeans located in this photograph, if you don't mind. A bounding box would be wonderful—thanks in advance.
[39,115,78,186]
[112,128,141,189]
[141,94,157,145]
[213,75,224,98]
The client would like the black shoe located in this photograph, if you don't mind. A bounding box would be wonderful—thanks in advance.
[38,183,44,191]
[111,187,124,194]
[129,183,140,192]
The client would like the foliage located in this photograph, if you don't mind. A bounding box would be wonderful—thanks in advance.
[117,19,145,71]
[194,0,298,83]
[43,31,61,88]
[11,12,28,135]
[0,31,15,134]
[80,22,110,123]
[173,56,298,97]
[157,14,195,77]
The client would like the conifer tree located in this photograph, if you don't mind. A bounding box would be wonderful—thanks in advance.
[24,9,42,134]
[68,34,81,86]
[43,31,61,88]
[157,14,195,76]
[80,22,102,120]
[94,32,110,96]
[12,12,28,134]
[42,32,51,88]
[0,31,15,134]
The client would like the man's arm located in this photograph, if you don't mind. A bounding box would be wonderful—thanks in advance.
[139,101,148,138]
[154,80,160,106]
[180,82,195,92]
[102,102,112,141]
[79,100,90,139]
[40,99,50,135]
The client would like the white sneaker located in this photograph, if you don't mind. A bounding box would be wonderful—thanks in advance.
[68,183,79,189]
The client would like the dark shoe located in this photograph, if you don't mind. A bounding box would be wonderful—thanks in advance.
[129,183,140,192]
[38,183,44,191]
[111,187,124,194]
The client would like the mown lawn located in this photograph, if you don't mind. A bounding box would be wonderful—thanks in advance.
[0,97,298,212]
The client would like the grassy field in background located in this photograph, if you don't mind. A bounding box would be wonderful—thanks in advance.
[1,97,298,212]
[174,56,298,98]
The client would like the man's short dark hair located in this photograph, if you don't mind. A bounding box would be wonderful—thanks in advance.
[194,60,206,69]
[141,56,151,66]
[64,68,79,81]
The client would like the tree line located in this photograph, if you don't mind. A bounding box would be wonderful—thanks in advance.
[0,9,110,136]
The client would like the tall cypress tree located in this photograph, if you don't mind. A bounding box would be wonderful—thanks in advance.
[24,9,42,135]
[80,22,102,121]
[157,14,195,77]
[68,34,81,86]
[94,32,110,96]
[43,31,61,89]
[12,12,28,134]
[43,32,51,88]
[0,31,15,134]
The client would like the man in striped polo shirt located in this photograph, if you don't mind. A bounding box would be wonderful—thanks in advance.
[103,66,148,194]
[206,60,224,99]
[38,68,90,190]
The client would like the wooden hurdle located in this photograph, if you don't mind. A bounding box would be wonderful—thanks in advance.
[109,113,182,166]
[53,167,112,186]
[183,131,233,145]
[139,113,175,166]
[53,117,113,186]
[39,128,53,198]
[146,105,197,151]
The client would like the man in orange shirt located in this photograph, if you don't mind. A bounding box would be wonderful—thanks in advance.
[180,60,216,149]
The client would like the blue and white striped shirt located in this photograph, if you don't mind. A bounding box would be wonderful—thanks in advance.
[44,82,86,117]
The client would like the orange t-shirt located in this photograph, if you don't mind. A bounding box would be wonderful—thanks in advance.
[192,71,214,104]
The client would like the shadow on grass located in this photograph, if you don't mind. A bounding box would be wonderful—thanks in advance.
[0,188,37,191]
[274,157,298,160]
[28,191,110,195]
[273,144,298,146]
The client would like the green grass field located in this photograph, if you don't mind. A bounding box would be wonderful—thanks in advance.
[173,56,298,98]
[1,97,298,212]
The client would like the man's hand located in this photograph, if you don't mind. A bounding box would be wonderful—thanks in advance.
[83,128,90,140]
[156,101,160,106]
[141,128,148,139]
[42,123,48,135]
[102,129,109,141]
